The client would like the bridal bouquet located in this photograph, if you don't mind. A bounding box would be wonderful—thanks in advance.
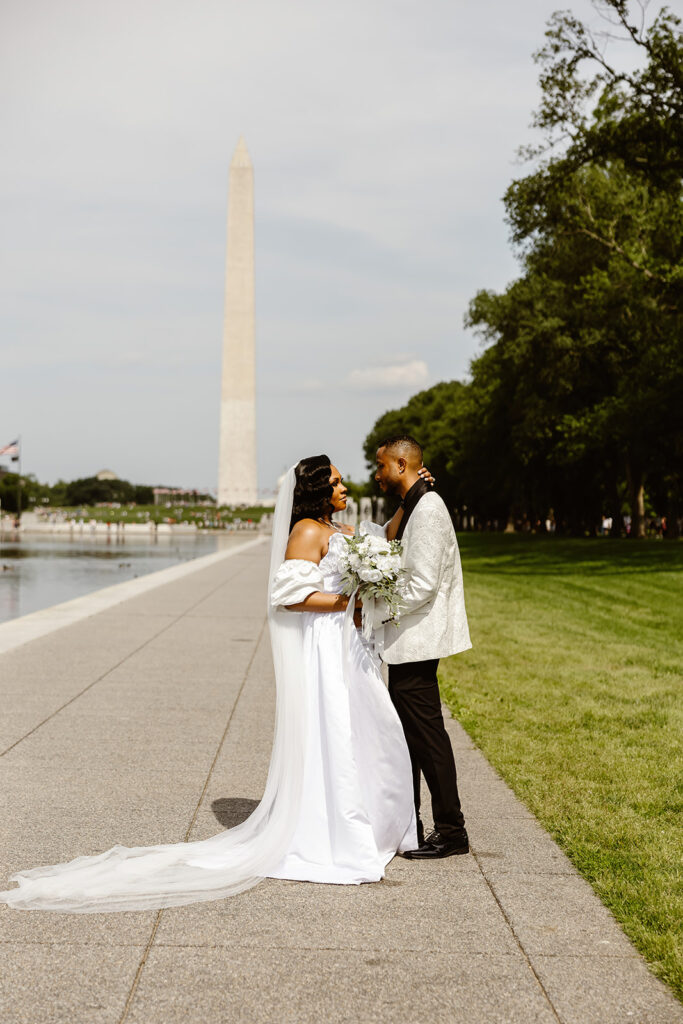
[338,531,407,639]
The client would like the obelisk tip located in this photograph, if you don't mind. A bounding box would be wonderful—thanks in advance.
[231,136,252,168]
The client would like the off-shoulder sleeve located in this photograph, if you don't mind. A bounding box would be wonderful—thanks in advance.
[270,559,325,608]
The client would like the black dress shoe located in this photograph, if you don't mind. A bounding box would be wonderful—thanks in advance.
[403,829,469,859]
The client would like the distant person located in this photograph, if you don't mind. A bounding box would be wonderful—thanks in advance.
[601,515,613,536]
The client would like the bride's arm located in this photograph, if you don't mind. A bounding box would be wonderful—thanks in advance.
[286,592,350,613]
[384,467,435,540]
[282,520,354,613]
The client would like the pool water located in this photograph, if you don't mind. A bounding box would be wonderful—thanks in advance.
[0,533,252,624]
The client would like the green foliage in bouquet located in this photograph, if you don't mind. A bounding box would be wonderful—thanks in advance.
[337,533,407,624]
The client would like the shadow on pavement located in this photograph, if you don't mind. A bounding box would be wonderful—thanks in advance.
[210,796,260,829]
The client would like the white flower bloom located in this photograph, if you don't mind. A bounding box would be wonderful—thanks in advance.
[337,534,405,625]
[359,567,383,583]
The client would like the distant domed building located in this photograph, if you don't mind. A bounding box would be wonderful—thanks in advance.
[96,469,118,481]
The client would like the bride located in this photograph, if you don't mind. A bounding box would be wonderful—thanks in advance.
[0,454,422,913]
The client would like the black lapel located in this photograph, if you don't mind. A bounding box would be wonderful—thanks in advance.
[395,478,431,541]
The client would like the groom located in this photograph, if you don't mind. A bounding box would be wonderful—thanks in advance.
[374,435,472,859]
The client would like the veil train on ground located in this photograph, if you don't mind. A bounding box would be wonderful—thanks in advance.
[0,467,308,913]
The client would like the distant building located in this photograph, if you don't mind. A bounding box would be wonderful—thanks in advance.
[153,487,207,506]
[96,469,118,481]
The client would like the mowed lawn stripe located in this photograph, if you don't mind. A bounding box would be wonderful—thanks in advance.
[439,534,683,1002]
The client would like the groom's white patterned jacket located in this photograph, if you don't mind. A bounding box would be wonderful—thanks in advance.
[372,491,471,665]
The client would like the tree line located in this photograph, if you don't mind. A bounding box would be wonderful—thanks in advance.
[0,473,158,513]
[365,1,682,538]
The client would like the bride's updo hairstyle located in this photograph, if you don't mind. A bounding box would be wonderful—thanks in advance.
[290,455,334,530]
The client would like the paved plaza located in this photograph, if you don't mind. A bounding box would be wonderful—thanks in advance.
[0,538,680,1024]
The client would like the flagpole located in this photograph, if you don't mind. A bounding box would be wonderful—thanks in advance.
[16,435,22,521]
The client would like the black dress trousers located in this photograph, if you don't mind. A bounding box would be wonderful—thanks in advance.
[388,658,465,841]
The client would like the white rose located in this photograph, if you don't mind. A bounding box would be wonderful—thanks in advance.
[348,553,361,569]
[359,567,383,583]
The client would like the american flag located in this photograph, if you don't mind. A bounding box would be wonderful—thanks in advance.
[0,439,19,457]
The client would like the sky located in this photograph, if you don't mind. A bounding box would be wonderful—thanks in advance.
[1,0,632,494]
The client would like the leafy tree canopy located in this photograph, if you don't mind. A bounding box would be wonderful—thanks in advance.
[363,1,682,536]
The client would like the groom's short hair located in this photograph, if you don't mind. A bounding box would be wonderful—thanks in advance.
[378,435,423,462]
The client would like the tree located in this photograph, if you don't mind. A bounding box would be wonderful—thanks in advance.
[363,382,470,511]
[522,1,682,191]
[470,159,683,536]
[362,2,682,536]
[473,1,683,536]
[0,472,22,514]
[0,472,53,514]
[134,485,154,504]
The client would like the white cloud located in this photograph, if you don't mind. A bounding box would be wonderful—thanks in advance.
[346,360,429,392]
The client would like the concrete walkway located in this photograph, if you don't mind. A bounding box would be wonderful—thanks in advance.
[0,539,680,1024]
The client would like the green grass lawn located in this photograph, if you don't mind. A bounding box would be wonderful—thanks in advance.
[439,534,683,1001]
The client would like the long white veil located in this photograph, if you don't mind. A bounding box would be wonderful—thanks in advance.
[0,467,306,913]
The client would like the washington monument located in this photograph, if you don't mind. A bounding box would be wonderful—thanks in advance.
[217,137,257,506]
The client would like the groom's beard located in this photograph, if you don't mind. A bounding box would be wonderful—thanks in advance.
[381,480,400,496]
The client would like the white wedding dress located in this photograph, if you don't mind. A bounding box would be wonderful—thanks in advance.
[268,533,416,884]
[0,468,416,913]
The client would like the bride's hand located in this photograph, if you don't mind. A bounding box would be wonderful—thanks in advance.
[419,466,436,486]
